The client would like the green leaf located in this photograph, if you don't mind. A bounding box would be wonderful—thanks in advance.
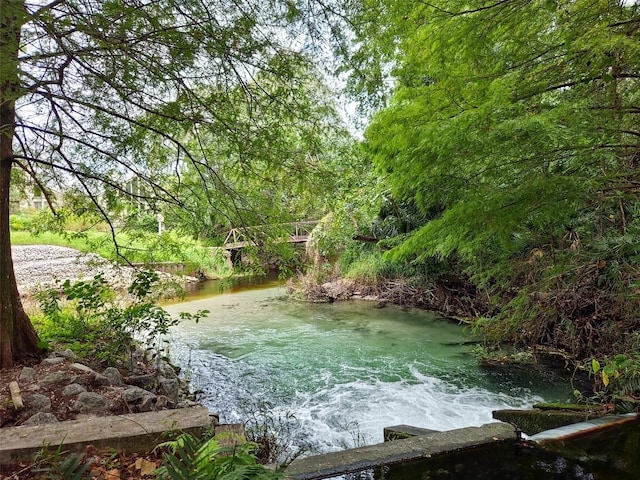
[592,358,601,375]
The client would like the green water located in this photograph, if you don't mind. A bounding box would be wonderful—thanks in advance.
[166,285,573,453]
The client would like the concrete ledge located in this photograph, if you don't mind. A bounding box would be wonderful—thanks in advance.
[0,407,214,464]
[383,424,439,442]
[492,409,604,435]
[285,422,517,480]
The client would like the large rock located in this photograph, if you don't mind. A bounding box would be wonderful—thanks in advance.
[18,367,35,382]
[138,396,159,412]
[69,363,95,374]
[122,387,158,413]
[62,383,87,397]
[102,367,123,386]
[91,373,113,387]
[72,392,109,414]
[159,379,180,403]
[70,374,93,386]
[39,371,69,386]
[122,387,155,404]
[124,374,156,391]
[23,413,60,426]
[156,361,178,379]
[23,393,51,412]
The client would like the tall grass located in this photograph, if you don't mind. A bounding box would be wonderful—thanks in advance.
[339,243,406,284]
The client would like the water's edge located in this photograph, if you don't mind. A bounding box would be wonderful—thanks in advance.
[166,283,573,455]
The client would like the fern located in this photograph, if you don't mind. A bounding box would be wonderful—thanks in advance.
[155,433,283,480]
[31,452,92,480]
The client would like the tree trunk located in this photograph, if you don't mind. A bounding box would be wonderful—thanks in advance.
[0,158,39,368]
[0,0,40,368]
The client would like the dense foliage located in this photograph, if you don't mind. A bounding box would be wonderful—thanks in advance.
[156,434,282,480]
[9,0,356,245]
[341,0,640,360]
[5,0,640,372]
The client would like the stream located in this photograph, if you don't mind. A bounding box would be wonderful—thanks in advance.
[165,282,573,456]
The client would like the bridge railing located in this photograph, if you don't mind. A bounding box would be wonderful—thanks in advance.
[223,221,318,249]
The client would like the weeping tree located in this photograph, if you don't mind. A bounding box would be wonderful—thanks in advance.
[351,0,640,356]
[155,68,355,243]
[0,0,353,367]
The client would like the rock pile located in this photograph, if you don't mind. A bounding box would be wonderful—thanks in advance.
[0,350,197,428]
[12,245,141,295]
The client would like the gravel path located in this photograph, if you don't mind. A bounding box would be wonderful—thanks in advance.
[12,245,139,294]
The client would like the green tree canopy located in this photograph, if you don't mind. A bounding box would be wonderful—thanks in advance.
[355,0,640,357]
[143,66,356,242]
[0,0,354,367]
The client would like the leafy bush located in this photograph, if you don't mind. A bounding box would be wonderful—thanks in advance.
[34,271,208,367]
[9,213,35,231]
[589,355,640,410]
[27,433,281,479]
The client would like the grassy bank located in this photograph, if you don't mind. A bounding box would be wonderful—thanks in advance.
[10,218,233,278]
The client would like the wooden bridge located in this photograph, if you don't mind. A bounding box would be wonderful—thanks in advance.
[223,221,318,250]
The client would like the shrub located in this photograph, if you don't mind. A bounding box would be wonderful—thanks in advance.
[34,270,208,367]
[9,212,35,231]
[588,355,640,411]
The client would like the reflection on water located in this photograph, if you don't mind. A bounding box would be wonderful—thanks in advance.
[179,273,284,300]
[166,285,573,454]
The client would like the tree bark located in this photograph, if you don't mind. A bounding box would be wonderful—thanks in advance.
[0,0,41,368]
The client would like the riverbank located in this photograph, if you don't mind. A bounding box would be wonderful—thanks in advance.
[287,274,485,321]
[0,348,197,429]
[3,246,212,478]
[0,346,217,479]
[7,246,206,425]
[12,245,198,299]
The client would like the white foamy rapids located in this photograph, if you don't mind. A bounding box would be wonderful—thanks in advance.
[286,366,544,453]
[177,349,545,454]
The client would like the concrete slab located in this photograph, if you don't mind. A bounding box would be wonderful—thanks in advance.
[0,407,214,464]
[492,408,605,435]
[383,424,439,442]
[285,422,517,480]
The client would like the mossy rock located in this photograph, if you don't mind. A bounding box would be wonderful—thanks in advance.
[533,402,603,412]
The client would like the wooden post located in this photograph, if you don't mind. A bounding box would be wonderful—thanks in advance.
[9,381,23,409]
